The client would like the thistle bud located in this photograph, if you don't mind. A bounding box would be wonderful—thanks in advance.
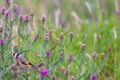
[60,66,65,74]
[81,43,86,52]
[1,7,7,15]
[0,39,4,44]
[60,32,64,42]
[101,53,105,60]
[5,11,10,19]
[19,15,24,22]
[68,54,73,62]
[65,69,70,76]
[45,50,51,57]
[10,64,17,71]
[89,74,97,80]
[13,4,18,10]
[69,32,74,42]
[12,71,18,78]
[42,15,46,25]
[44,33,49,43]
[60,52,64,59]
[38,62,44,67]
[52,74,57,80]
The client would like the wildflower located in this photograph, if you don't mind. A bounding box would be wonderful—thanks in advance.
[24,15,30,22]
[19,15,24,22]
[1,7,7,15]
[44,33,49,43]
[60,32,64,42]
[42,15,46,24]
[52,74,57,80]
[40,69,49,77]
[81,43,86,52]
[0,39,4,44]
[101,53,105,60]
[5,11,10,19]
[65,69,70,76]
[38,62,44,67]
[69,32,74,42]
[12,71,18,78]
[68,54,73,62]
[60,52,64,59]
[13,4,18,11]
[45,50,51,57]
[114,9,119,15]
[89,74,97,80]
[10,64,17,71]
[60,66,65,74]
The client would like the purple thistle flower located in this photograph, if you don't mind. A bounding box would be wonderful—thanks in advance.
[91,74,97,80]
[5,11,10,19]
[60,52,64,58]
[45,50,51,57]
[0,39,4,44]
[40,69,49,77]
[24,15,30,22]
[38,62,44,67]
[19,15,24,22]
[12,71,18,78]
[42,15,46,23]
[114,9,119,15]
[0,7,7,15]
[44,33,49,42]
[68,54,73,62]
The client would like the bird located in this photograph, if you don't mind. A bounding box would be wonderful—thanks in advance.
[12,53,35,70]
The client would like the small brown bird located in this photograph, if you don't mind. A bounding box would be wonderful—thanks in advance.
[12,53,34,70]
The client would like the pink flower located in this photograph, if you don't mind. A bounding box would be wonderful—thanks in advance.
[40,69,49,77]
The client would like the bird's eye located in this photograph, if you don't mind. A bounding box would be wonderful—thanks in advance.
[12,53,15,56]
